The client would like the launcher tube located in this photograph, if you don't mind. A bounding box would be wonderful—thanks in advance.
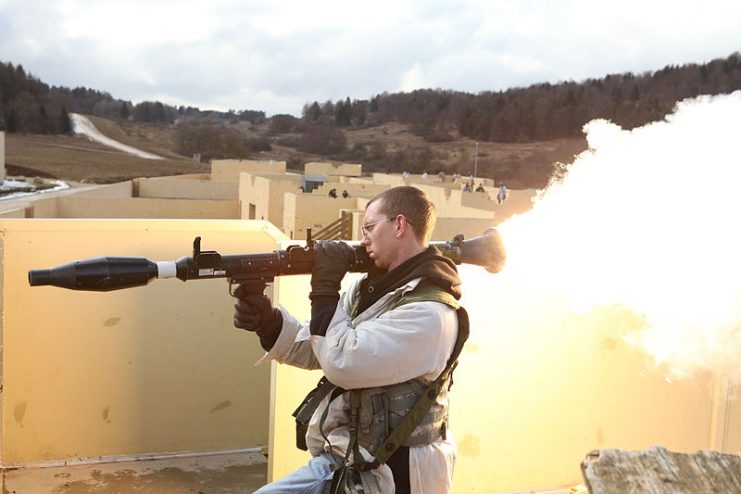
[28,229,505,292]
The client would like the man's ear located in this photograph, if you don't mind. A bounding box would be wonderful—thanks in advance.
[395,215,407,236]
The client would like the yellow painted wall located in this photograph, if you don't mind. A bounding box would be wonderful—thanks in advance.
[137,176,238,200]
[267,265,740,492]
[715,381,741,452]
[211,159,286,181]
[304,162,362,177]
[728,394,741,452]
[283,194,359,240]
[0,219,281,465]
[47,197,239,219]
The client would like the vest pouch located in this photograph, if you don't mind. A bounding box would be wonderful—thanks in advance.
[292,378,338,452]
[357,387,389,455]
[294,421,308,451]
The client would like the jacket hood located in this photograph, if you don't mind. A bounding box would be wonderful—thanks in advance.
[355,246,461,316]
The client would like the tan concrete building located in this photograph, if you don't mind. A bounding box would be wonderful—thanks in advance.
[239,172,303,228]
[0,157,531,241]
[304,161,362,177]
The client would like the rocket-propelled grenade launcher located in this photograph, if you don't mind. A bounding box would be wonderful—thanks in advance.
[28,228,506,295]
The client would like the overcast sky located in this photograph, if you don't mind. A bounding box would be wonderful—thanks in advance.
[1,0,740,116]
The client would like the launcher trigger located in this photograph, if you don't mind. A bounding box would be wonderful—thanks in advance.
[229,278,269,299]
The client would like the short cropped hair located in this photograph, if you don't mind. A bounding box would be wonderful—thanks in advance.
[367,186,436,242]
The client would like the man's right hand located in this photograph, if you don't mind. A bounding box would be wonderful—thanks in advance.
[233,291,282,344]
[310,241,354,300]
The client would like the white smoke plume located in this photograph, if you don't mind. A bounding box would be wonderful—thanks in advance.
[497,91,741,383]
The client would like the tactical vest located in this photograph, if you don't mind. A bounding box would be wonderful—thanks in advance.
[353,281,461,454]
[293,280,470,460]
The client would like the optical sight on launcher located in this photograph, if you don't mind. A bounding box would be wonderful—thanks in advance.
[28,228,505,295]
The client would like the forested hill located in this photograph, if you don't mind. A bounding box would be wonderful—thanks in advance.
[304,52,741,143]
[0,62,265,134]
[1,52,740,144]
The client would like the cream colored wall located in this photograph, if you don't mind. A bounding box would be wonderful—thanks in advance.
[24,197,58,218]
[136,176,238,200]
[239,173,304,228]
[49,197,239,219]
[0,219,283,465]
[282,193,359,240]
[453,188,538,225]
[211,159,287,181]
[311,183,388,199]
[491,189,540,224]
[304,162,362,177]
[73,181,134,198]
[0,208,25,219]
[369,173,405,186]
[413,184,495,221]
[454,189,496,210]
[268,265,740,492]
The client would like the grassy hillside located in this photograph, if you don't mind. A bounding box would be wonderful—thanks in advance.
[5,120,207,183]
[4,115,586,187]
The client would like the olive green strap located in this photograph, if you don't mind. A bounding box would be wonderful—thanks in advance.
[370,306,470,467]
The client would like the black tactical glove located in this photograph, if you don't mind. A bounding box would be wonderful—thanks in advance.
[310,241,354,300]
[233,290,283,350]
[309,241,354,337]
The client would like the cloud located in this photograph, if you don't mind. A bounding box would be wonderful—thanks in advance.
[1,0,741,115]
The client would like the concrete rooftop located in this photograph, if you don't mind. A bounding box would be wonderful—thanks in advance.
[1,451,267,493]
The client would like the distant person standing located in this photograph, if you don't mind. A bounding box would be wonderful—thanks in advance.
[475,183,485,193]
[497,184,507,204]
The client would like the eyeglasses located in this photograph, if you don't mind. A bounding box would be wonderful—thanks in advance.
[361,218,394,237]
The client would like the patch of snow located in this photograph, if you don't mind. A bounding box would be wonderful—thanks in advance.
[70,113,163,160]
[0,179,69,201]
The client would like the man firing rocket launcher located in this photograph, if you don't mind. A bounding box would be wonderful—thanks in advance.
[28,185,507,494]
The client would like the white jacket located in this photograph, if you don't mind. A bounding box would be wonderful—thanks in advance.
[262,276,459,494]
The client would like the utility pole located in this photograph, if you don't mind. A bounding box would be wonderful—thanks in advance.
[474,141,479,178]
